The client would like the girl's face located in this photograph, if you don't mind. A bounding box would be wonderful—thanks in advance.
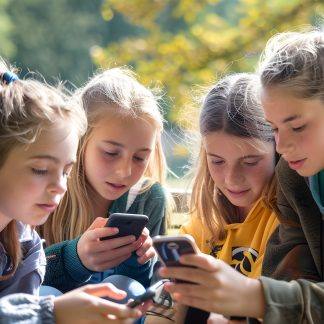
[261,87,324,176]
[84,114,157,203]
[204,132,275,214]
[0,122,79,229]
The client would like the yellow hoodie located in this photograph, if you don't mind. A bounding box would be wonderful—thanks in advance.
[180,198,278,278]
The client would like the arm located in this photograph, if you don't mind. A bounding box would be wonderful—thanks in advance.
[260,276,324,323]
[113,183,167,287]
[44,238,95,293]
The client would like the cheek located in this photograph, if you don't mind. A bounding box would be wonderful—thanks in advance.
[208,167,223,186]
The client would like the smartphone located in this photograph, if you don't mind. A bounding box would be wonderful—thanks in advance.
[101,213,149,241]
[128,286,156,308]
[153,234,198,283]
[153,234,198,267]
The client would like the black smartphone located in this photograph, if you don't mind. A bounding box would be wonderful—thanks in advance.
[153,234,199,283]
[128,286,156,308]
[101,213,149,241]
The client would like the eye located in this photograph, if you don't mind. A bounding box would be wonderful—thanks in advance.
[133,156,145,162]
[244,161,258,166]
[292,125,306,132]
[211,160,224,165]
[104,151,118,157]
[271,127,278,133]
[32,168,48,175]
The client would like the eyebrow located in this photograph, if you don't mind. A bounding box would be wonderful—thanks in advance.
[103,140,152,152]
[29,155,75,165]
[207,153,262,160]
[267,115,302,125]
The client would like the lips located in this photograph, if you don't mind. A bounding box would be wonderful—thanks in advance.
[227,188,250,196]
[106,182,127,189]
[287,158,307,170]
[36,203,58,213]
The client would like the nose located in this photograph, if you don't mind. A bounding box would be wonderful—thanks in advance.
[115,157,132,178]
[224,165,244,187]
[48,174,67,195]
[275,129,294,155]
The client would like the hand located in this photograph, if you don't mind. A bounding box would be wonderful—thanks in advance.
[207,313,230,324]
[207,313,246,324]
[135,227,156,264]
[54,283,142,324]
[159,254,265,318]
[77,217,138,272]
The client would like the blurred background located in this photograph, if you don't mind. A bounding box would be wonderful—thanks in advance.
[1,0,323,190]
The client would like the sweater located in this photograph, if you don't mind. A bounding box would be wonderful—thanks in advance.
[255,158,324,323]
[43,182,167,293]
[180,198,278,278]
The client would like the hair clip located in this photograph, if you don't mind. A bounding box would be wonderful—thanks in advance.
[0,71,19,84]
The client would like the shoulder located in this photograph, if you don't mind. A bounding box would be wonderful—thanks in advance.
[140,181,168,203]
[276,157,306,188]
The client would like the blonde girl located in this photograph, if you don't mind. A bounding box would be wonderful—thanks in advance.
[155,73,279,323]
[0,60,145,323]
[41,67,169,295]
[160,30,324,323]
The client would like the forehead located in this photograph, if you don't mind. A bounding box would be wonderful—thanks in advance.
[203,131,272,157]
[260,87,324,123]
[90,115,157,147]
[9,122,79,161]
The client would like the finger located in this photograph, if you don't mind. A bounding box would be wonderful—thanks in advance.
[136,237,153,256]
[141,227,149,237]
[88,227,119,241]
[94,298,143,319]
[96,254,132,270]
[137,247,155,264]
[164,282,206,299]
[159,266,211,285]
[179,254,221,272]
[98,235,137,251]
[87,217,108,231]
[171,293,214,314]
[82,283,127,299]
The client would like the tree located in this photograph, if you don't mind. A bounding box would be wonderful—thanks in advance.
[95,0,323,124]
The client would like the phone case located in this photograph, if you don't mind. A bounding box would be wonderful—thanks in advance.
[101,213,149,240]
[152,235,198,267]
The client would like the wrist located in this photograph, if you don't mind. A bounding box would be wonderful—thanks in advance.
[241,278,265,318]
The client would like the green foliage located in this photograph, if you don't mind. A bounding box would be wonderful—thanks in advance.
[0,0,14,58]
[97,0,323,124]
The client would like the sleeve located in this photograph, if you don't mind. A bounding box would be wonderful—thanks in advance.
[0,294,54,324]
[113,183,167,287]
[259,276,324,323]
[43,238,95,293]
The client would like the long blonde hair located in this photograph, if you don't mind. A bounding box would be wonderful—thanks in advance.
[43,67,170,244]
[190,73,277,243]
[0,58,87,280]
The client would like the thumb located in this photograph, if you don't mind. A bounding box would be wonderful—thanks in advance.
[87,217,107,231]
[81,283,127,300]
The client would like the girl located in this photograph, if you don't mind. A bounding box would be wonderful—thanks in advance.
[40,67,170,294]
[0,60,147,323]
[148,72,279,323]
[160,30,324,323]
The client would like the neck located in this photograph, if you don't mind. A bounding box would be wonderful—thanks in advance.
[88,188,112,219]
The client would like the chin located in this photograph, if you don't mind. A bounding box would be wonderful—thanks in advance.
[295,167,318,178]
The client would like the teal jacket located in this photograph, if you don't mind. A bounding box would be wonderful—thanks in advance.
[43,182,167,293]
